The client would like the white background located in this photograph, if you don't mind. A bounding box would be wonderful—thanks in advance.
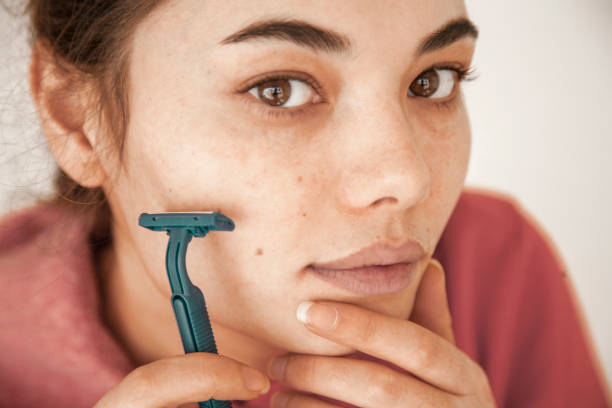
[1,0,610,392]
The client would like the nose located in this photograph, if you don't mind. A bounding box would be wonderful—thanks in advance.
[335,99,431,212]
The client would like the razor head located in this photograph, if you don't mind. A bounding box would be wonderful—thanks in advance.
[139,212,235,237]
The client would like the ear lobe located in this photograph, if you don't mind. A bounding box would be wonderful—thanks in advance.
[29,40,107,188]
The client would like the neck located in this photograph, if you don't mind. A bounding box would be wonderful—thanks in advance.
[97,220,284,373]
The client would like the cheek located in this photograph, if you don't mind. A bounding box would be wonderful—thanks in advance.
[415,104,471,243]
[125,124,298,211]
[418,102,471,188]
[123,119,312,264]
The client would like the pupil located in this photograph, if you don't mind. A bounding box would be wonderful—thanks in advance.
[419,78,430,88]
[259,79,291,106]
[263,86,283,101]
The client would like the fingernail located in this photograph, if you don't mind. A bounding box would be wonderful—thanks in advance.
[271,392,290,408]
[296,301,338,331]
[241,366,270,394]
[268,355,288,381]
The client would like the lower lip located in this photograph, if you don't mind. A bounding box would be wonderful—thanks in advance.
[308,262,419,296]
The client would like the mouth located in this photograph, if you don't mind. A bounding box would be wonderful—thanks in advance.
[306,239,426,295]
[307,262,420,296]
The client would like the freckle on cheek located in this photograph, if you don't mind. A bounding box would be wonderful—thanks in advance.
[255,248,263,256]
[302,212,307,217]
[297,176,303,183]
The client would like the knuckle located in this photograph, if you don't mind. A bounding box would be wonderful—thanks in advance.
[366,370,405,405]
[290,355,318,384]
[455,357,489,396]
[471,362,491,393]
[193,354,221,393]
[330,362,351,383]
[284,354,335,390]
[124,364,160,402]
[356,313,379,345]
[412,337,439,372]
[128,364,156,388]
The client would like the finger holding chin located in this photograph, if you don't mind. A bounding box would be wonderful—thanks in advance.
[264,258,496,407]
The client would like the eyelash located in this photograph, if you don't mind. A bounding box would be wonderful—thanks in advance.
[239,64,480,120]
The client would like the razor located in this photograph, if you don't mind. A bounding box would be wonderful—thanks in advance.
[139,212,235,408]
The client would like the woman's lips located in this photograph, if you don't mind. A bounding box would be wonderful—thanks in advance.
[308,262,419,296]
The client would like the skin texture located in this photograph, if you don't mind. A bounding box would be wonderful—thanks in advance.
[31,0,494,406]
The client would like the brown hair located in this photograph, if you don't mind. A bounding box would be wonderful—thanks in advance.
[25,0,165,243]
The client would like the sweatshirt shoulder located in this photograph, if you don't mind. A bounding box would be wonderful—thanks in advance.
[0,205,64,254]
[436,187,568,284]
[448,187,562,258]
[451,187,526,234]
[0,204,93,263]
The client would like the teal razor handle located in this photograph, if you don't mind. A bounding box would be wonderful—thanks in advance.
[139,212,235,408]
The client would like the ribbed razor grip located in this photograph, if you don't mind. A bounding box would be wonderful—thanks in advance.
[172,286,233,408]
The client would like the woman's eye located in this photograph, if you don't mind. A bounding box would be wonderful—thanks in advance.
[247,77,318,108]
[408,68,458,99]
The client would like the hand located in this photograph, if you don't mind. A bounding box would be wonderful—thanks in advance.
[266,259,497,407]
[93,353,270,407]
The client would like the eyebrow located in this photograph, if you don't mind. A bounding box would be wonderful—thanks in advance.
[219,16,479,57]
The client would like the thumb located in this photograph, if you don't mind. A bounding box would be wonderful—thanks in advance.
[409,258,455,344]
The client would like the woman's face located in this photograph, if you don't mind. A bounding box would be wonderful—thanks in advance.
[104,0,476,356]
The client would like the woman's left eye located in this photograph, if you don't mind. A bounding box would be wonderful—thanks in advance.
[247,76,321,109]
[408,68,461,99]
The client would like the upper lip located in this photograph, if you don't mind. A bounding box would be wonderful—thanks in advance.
[310,239,426,270]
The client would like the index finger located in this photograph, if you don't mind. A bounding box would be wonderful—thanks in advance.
[297,300,484,395]
[93,353,270,407]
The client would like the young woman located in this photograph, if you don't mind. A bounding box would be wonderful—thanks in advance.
[0,0,609,407]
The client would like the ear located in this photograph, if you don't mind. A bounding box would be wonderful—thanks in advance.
[29,40,107,188]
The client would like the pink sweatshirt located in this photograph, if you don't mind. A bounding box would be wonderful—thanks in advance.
[0,188,609,407]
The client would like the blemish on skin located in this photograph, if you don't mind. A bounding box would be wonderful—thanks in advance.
[255,248,263,256]
[297,176,303,183]
[302,212,307,217]
[376,235,380,240]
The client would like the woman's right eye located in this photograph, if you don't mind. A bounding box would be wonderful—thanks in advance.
[247,76,321,108]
